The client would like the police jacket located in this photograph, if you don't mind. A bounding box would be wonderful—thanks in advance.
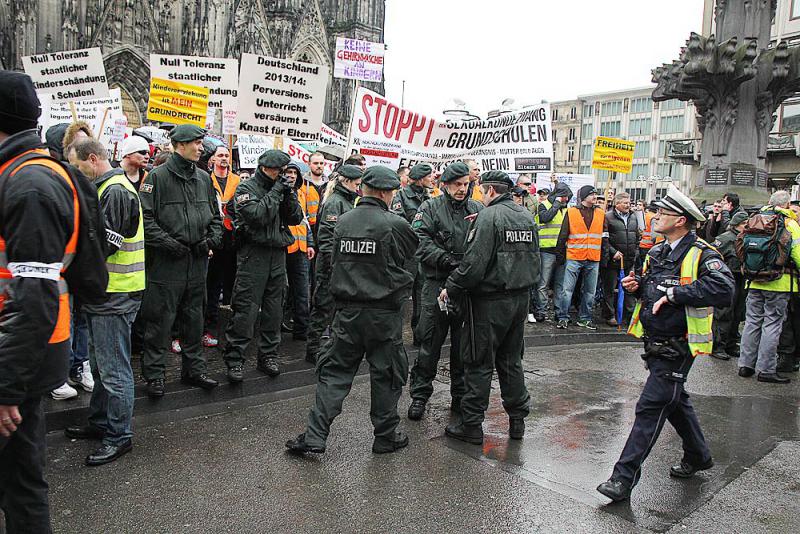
[632,233,734,341]
[391,183,430,223]
[317,183,359,260]
[329,196,418,309]
[140,153,222,280]
[414,190,483,281]
[233,168,303,248]
[0,130,74,402]
[446,193,541,298]
[712,229,741,273]
[604,209,640,269]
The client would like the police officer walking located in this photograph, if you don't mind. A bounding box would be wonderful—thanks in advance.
[286,166,418,454]
[439,171,540,445]
[222,150,303,382]
[407,162,482,420]
[139,125,222,397]
[597,185,734,502]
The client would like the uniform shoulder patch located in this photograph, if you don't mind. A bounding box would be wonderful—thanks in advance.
[504,229,534,243]
[326,214,338,222]
[339,238,377,255]
[140,183,153,193]
[704,259,722,271]
[467,228,476,243]
[412,212,423,222]
[236,193,251,204]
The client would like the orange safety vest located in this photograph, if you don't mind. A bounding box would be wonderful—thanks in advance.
[211,170,240,232]
[639,211,664,249]
[0,149,79,344]
[288,187,310,254]
[300,181,320,226]
[566,206,604,262]
[430,187,442,198]
[471,183,483,202]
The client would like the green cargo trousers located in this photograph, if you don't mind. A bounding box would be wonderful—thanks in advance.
[304,307,409,447]
[223,244,286,367]
[459,292,531,427]
[306,253,334,360]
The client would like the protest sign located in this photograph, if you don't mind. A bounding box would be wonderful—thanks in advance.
[334,38,385,82]
[534,173,595,207]
[110,116,128,143]
[149,54,239,112]
[223,110,238,135]
[319,123,347,148]
[23,47,109,102]
[236,134,336,175]
[236,53,329,140]
[591,136,636,174]
[348,87,552,172]
[38,88,123,141]
[134,126,171,146]
[147,78,209,127]
[205,107,217,130]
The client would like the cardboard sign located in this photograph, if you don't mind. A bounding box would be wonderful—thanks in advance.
[236,134,336,175]
[319,123,347,148]
[149,54,239,112]
[205,106,217,130]
[591,136,636,174]
[348,87,553,172]
[147,78,209,127]
[37,88,123,141]
[334,38,385,82]
[110,117,128,143]
[222,110,238,135]
[22,47,109,102]
[236,53,329,140]
[534,173,596,207]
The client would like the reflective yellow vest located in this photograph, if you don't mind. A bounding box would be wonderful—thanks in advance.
[536,200,566,249]
[627,243,713,356]
[97,175,146,293]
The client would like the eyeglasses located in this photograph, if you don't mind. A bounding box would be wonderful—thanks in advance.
[134,150,149,156]
[518,182,531,186]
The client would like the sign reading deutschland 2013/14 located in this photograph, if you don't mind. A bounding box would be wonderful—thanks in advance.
[591,136,636,174]
[146,78,210,127]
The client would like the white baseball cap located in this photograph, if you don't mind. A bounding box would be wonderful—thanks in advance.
[120,135,150,158]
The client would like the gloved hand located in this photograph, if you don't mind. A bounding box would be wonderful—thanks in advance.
[439,254,460,272]
[165,238,190,258]
[279,174,296,188]
[192,239,210,257]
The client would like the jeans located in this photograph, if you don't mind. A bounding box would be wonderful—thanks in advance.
[535,251,564,317]
[285,251,311,335]
[556,259,599,322]
[70,309,89,375]
[738,289,790,375]
[86,308,139,446]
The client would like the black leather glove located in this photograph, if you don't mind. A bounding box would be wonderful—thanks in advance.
[165,238,190,258]
[192,239,210,257]
[439,254,460,272]
[279,174,295,188]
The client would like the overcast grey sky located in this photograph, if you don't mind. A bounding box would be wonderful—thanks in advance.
[382,0,704,118]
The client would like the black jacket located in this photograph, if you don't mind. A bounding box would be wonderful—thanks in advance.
[391,183,430,223]
[233,168,303,248]
[604,209,640,269]
[0,130,74,403]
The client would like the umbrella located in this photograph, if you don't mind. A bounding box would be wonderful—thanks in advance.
[616,257,625,328]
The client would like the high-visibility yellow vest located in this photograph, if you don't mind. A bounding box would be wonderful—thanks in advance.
[627,243,714,356]
[97,175,146,293]
[566,207,604,261]
[536,200,566,249]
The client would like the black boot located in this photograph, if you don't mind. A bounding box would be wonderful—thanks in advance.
[226,366,244,383]
[596,478,631,502]
[445,422,484,444]
[146,378,165,398]
[257,357,281,377]
[407,399,426,420]
[670,458,714,478]
[372,431,410,454]
[285,433,325,454]
[509,418,525,439]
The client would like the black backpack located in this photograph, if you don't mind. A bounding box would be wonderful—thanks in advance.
[0,151,109,304]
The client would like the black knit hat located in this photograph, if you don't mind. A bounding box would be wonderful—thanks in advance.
[0,71,41,135]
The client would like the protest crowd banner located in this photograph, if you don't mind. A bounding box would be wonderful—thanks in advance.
[237,134,336,175]
[591,136,636,174]
[319,123,348,148]
[147,78,210,127]
[236,53,329,140]
[348,87,553,172]
[334,38,385,83]
[22,47,110,102]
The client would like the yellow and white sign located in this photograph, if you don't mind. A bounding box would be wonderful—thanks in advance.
[146,78,209,127]
[591,136,636,174]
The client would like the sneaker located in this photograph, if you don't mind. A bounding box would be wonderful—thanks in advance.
[68,361,95,392]
[556,319,569,329]
[526,313,537,324]
[576,320,597,330]
[170,339,182,354]
[202,332,219,348]
[321,327,331,340]
[51,382,78,400]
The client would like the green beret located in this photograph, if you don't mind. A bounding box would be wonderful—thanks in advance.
[258,149,291,169]
[481,170,514,188]
[409,163,433,180]
[361,165,400,190]
[338,164,363,180]
[441,162,470,183]
[170,124,206,142]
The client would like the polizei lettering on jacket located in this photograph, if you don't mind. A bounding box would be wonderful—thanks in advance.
[505,230,534,243]
[339,238,377,255]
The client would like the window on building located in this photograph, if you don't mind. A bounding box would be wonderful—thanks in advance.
[631,163,650,179]
[570,106,577,120]
[660,115,685,134]
[657,162,674,178]
[781,101,800,131]
[568,127,576,141]
[580,143,593,162]
[552,108,559,121]
[630,97,652,114]
[633,140,650,159]
[581,123,593,140]
[553,129,558,142]
[600,121,621,137]
[568,145,574,162]
[661,99,685,111]
[596,169,610,181]
[794,0,800,18]
[583,103,594,118]
[601,101,622,116]
[628,118,652,136]
[579,165,591,175]
[655,187,668,200]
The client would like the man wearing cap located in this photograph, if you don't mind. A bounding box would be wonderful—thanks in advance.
[439,171,540,445]
[138,124,223,397]
[222,149,303,382]
[286,166,418,455]
[597,185,734,502]
[392,163,433,343]
[407,162,483,420]
[533,183,572,322]
[118,135,150,190]
[710,211,748,360]
[0,71,76,532]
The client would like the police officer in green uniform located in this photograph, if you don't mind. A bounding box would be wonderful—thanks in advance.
[139,125,223,397]
[440,171,540,444]
[305,164,363,364]
[391,163,433,344]
[286,166,418,455]
[407,162,483,420]
[711,211,748,360]
[222,150,303,381]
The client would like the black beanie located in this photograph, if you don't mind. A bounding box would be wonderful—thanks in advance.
[0,71,41,135]
[577,185,597,202]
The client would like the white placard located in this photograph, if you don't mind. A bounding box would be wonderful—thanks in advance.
[38,88,123,141]
[204,106,217,130]
[534,173,596,207]
[236,53,329,140]
[235,134,337,175]
[222,110,238,135]
[334,37,385,82]
[319,123,347,148]
[149,54,239,112]
[110,117,128,143]
[23,47,110,102]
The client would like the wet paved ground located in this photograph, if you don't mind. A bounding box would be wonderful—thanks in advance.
[40,339,800,533]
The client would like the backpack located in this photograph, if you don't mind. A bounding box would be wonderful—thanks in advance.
[0,151,109,304]
[735,209,793,282]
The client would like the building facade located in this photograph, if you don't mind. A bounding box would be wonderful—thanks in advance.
[550,99,581,174]
[0,0,385,133]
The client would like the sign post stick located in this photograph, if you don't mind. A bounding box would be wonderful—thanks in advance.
[344,80,360,157]
[69,101,78,123]
[97,107,110,137]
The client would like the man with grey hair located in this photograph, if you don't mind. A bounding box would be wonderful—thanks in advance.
[601,191,639,326]
[738,190,800,384]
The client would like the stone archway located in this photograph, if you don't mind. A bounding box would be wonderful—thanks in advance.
[114,84,143,127]
[103,46,151,123]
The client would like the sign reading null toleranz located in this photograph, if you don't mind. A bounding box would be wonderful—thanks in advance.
[22,47,110,102]
[334,37,385,82]
[149,54,239,112]
[236,53,329,140]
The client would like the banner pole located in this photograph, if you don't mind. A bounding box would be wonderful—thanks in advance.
[69,101,78,123]
[344,79,360,158]
[97,107,110,138]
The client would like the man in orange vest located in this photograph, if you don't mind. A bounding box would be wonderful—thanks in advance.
[554,185,608,330]
[0,72,76,532]
[284,162,315,340]
[638,202,662,268]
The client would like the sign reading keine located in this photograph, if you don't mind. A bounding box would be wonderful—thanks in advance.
[23,47,109,102]
[237,53,329,140]
[147,78,209,127]
[236,134,336,174]
[334,38,385,82]
[591,136,636,174]
[349,87,553,172]
[149,54,239,112]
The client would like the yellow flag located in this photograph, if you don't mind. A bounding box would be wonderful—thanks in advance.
[146,78,209,127]
[591,136,636,174]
